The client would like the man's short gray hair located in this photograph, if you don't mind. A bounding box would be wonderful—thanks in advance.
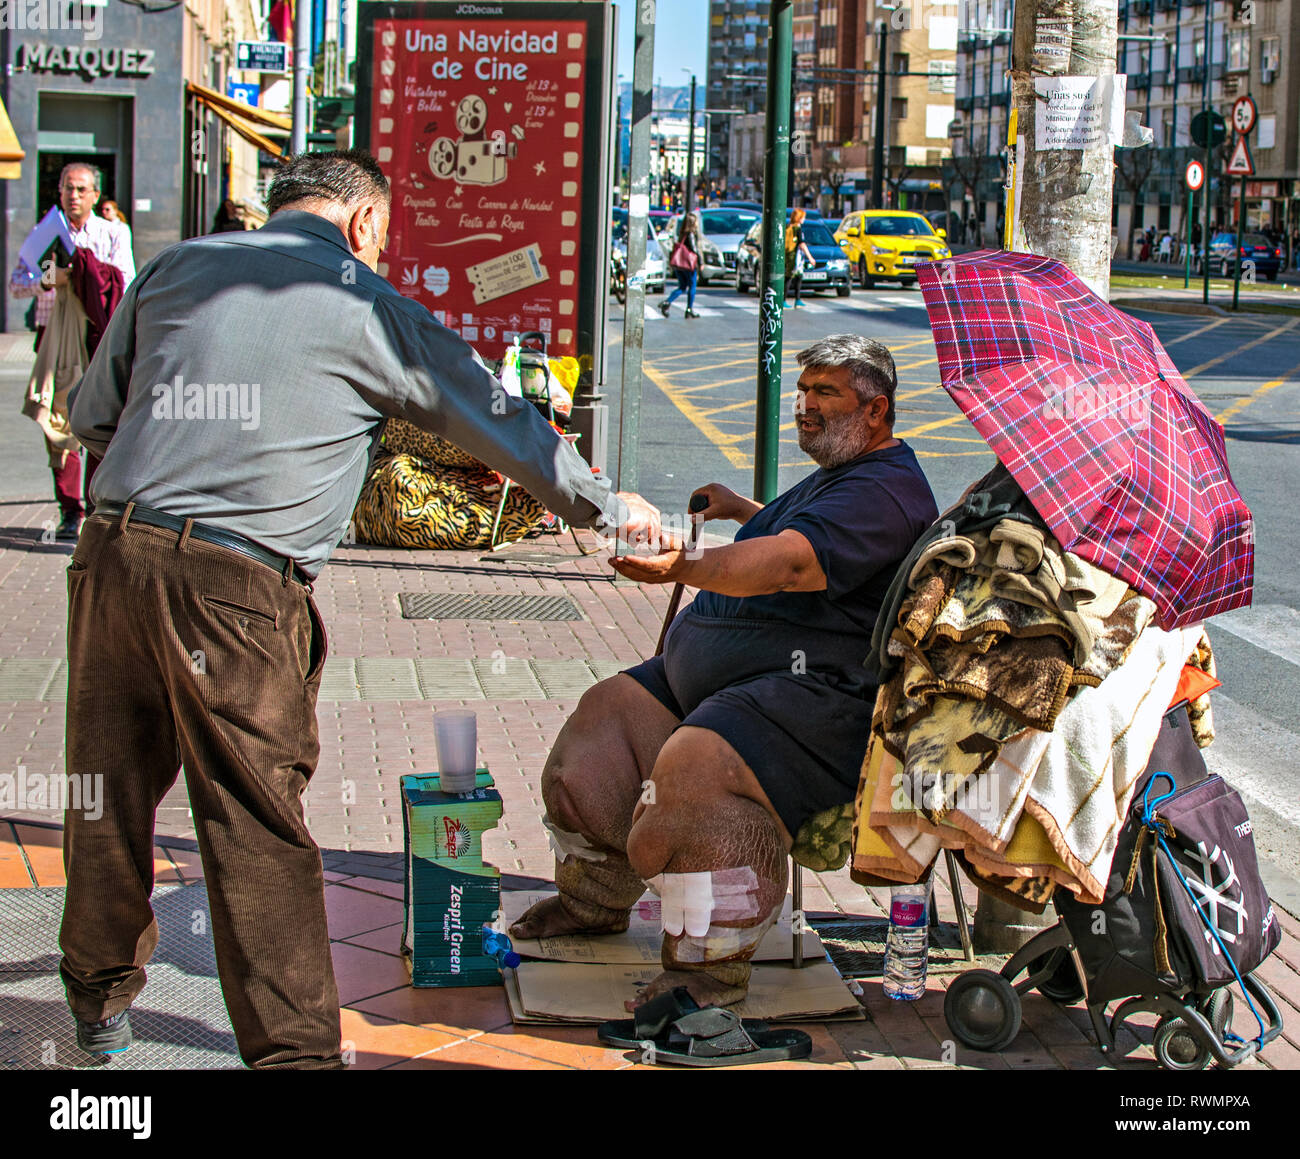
[796,334,897,424]
[60,162,102,192]
[267,149,391,215]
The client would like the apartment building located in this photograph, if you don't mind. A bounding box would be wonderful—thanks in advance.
[1115,0,1298,245]
[716,0,957,212]
[707,0,772,182]
[951,0,1299,248]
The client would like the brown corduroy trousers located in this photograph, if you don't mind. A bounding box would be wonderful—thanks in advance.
[60,513,342,1069]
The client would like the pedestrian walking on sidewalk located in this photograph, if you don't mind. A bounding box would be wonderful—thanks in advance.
[8,163,135,540]
[62,149,664,1069]
[660,212,700,318]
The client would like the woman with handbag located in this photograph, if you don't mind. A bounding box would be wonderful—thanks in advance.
[660,213,701,318]
[783,208,814,308]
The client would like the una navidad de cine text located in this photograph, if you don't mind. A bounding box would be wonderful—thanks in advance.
[406,28,564,81]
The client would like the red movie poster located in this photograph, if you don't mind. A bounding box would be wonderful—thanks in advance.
[368,16,590,360]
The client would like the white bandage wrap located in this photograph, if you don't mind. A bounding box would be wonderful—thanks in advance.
[644,868,763,938]
[542,814,607,863]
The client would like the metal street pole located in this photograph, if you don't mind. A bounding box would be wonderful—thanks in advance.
[871,21,887,210]
[1233,169,1245,310]
[291,0,312,154]
[1201,0,1212,304]
[685,74,697,212]
[754,0,792,504]
[1185,188,1194,289]
[616,2,656,493]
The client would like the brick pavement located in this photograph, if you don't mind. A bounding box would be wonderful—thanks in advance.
[0,488,1297,1070]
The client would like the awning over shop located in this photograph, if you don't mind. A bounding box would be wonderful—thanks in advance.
[185,82,292,162]
[0,96,27,179]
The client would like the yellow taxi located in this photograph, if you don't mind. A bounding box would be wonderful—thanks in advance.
[834,210,951,288]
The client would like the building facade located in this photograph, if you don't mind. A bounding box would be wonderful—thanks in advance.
[1,0,278,330]
[950,0,1299,250]
[712,0,956,214]
[707,0,772,187]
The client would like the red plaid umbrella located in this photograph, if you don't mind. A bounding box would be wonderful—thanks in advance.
[917,249,1253,628]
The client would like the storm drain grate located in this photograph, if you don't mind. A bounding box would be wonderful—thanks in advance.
[399,593,583,622]
[810,918,972,981]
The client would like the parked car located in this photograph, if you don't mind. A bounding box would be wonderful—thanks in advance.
[663,207,762,284]
[733,211,852,297]
[611,209,666,293]
[1198,231,1283,281]
[835,210,952,288]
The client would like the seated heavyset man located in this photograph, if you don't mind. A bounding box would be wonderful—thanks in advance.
[512,335,939,1009]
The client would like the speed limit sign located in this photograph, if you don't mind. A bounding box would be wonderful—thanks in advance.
[1232,95,1257,135]
[1185,160,1205,191]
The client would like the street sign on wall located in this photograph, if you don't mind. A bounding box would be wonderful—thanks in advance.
[356,2,614,363]
[235,41,289,74]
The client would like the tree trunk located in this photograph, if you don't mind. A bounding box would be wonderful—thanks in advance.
[972,0,1119,955]
[1009,0,1119,297]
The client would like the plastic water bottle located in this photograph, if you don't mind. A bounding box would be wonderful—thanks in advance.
[882,883,929,1001]
[482,925,521,969]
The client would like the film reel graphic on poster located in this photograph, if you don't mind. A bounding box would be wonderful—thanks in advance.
[367,10,591,361]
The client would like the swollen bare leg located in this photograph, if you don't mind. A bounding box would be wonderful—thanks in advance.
[625,726,791,1010]
[509,675,679,940]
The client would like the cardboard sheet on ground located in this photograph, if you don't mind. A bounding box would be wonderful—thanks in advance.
[502,890,823,964]
[504,960,863,1025]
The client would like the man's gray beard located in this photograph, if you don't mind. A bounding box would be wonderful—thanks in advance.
[797,408,872,468]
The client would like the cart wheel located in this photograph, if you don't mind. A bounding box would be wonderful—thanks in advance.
[1198,989,1234,1049]
[1028,949,1085,1004]
[1154,1014,1211,1071]
[944,969,1023,1053]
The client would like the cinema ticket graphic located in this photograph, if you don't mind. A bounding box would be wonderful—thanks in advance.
[369,18,587,358]
[467,244,549,305]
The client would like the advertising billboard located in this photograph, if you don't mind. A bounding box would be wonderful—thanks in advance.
[357,2,614,367]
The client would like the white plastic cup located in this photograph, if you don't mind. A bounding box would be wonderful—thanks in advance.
[434,710,478,793]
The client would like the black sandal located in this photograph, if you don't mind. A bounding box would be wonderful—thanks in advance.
[597,987,812,1067]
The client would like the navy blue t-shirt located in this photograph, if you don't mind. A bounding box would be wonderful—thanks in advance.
[690,441,938,642]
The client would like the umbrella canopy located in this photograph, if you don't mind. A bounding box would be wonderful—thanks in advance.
[917,249,1253,628]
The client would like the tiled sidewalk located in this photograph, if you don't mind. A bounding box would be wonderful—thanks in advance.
[4,819,1299,1070]
[1,497,1298,1069]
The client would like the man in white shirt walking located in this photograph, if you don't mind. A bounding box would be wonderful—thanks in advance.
[9,163,135,538]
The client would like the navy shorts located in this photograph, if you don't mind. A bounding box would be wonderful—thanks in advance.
[622,609,876,838]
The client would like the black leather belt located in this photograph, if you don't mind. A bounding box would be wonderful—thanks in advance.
[95,502,314,587]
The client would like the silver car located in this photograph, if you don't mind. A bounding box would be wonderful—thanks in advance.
[665,208,761,284]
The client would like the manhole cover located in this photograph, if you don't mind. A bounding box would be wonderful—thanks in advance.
[811,918,973,980]
[399,593,583,621]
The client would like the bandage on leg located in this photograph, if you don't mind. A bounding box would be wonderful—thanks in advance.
[543,814,608,864]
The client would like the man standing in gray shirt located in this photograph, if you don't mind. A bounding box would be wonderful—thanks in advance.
[63,151,661,1068]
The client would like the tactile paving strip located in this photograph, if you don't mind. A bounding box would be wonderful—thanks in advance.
[0,885,240,1070]
[398,593,584,621]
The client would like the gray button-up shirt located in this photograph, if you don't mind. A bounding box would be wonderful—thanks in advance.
[68,211,622,577]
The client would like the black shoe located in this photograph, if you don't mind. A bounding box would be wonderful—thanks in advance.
[658,300,671,317]
[685,309,700,319]
[76,1010,132,1055]
[55,515,82,541]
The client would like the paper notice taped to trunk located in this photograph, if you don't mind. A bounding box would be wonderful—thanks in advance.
[467,243,550,305]
[1034,75,1128,151]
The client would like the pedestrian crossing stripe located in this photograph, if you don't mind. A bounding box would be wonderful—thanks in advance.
[634,295,924,320]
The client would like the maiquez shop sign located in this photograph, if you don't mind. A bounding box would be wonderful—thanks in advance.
[15,43,157,80]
